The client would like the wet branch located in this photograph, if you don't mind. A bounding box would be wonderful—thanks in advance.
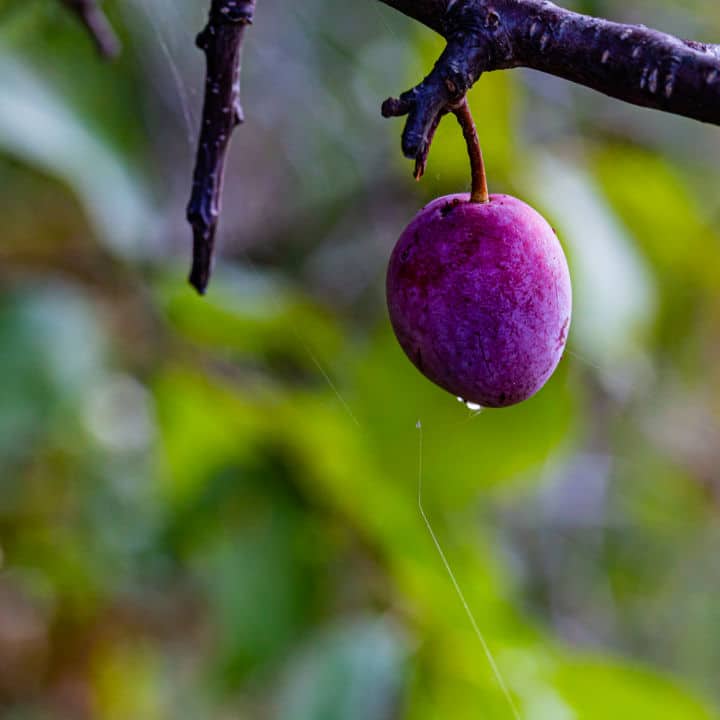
[186,0,257,295]
[59,0,120,58]
[379,0,720,171]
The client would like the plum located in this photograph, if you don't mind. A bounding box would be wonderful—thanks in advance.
[386,193,572,408]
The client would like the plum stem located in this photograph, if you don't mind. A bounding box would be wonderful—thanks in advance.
[453,99,489,204]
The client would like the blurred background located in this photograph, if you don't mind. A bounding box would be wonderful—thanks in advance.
[1,0,720,717]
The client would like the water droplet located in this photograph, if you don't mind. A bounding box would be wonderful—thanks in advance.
[457,396,483,412]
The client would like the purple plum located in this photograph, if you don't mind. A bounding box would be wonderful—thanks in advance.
[386,193,572,408]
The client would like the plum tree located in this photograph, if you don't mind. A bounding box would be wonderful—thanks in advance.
[59,0,720,406]
[61,0,720,295]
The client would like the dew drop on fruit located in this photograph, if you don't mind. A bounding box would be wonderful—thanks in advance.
[457,396,483,412]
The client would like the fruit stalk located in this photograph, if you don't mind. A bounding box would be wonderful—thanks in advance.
[453,99,489,204]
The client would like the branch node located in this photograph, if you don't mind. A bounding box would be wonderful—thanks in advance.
[382,29,487,178]
[380,0,720,183]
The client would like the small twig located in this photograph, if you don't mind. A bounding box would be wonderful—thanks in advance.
[186,0,257,295]
[413,110,444,181]
[380,0,720,178]
[381,34,486,176]
[180,0,720,289]
[452,99,489,204]
[60,0,121,59]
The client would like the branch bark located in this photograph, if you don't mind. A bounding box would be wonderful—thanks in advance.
[379,0,720,167]
[59,0,120,58]
[186,0,257,294]
[185,0,719,292]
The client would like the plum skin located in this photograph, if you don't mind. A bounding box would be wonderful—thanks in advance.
[386,193,572,408]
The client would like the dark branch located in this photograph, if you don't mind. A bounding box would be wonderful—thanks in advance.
[376,0,451,34]
[183,0,719,291]
[381,36,488,159]
[379,0,720,170]
[186,0,257,295]
[59,0,120,59]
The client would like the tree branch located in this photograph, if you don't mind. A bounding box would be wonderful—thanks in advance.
[184,0,719,292]
[379,0,720,169]
[186,0,257,295]
[59,0,120,58]
[377,0,451,34]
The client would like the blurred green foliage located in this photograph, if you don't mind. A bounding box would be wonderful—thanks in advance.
[1,0,720,718]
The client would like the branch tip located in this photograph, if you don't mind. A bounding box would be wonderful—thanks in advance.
[382,96,410,118]
[186,0,258,293]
